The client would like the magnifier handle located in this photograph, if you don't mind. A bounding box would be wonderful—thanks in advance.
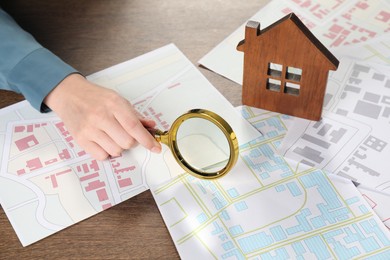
[147,128,169,145]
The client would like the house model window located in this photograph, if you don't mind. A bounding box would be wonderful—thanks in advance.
[237,13,339,121]
[266,63,302,96]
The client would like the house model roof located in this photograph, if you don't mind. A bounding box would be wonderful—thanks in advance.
[237,13,339,69]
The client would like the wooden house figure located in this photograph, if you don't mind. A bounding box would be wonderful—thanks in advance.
[237,13,339,121]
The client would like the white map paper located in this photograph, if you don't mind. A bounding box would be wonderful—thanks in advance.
[0,44,261,246]
[199,0,390,84]
[242,106,390,230]
[279,59,390,229]
[280,58,390,192]
[151,105,390,259]
[333,33,390,65]
[198,0,390,235]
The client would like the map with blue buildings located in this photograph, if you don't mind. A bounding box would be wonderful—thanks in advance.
[152,106,390,259]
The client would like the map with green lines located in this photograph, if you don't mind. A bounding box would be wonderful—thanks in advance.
[151,106,390,259]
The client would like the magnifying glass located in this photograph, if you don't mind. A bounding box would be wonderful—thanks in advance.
[150,109,239,179]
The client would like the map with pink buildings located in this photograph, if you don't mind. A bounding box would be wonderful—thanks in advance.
[5,112,141,208]
[199,0,390,84]
[0,44,260,246]
[0,102,146,245]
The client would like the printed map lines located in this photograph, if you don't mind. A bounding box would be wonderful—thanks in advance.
[163,171,377,259]
[182,178,213,218]
[171,167,309,244]
[152,105,390,259]
[160,198,188,228]
[4,173,65,231]
[193,232,220,259]
[215,216,247,257]
[100,161,122,204]
[6,197,38,212]
[365,44,390,64]
[244,214,374,258]
[284,0,350,26]
[7,122,58,161]
[132,65,191,114]
[88,50,183,89]
[139,151,151,191]
[240,140,291,188]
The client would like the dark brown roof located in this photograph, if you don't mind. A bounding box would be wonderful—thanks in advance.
[239,13,339,68]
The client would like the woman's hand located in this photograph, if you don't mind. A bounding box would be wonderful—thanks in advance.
[44,73,161,160]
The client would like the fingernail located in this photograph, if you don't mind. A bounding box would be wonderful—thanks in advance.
[151,146,161,153]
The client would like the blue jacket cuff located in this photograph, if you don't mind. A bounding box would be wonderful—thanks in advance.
[8,47,78,112]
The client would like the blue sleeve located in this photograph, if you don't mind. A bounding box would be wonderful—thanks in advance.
[0,9,78,112]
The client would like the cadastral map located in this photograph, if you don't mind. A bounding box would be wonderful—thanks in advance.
[151,106,390,259]
[0,44,260,246]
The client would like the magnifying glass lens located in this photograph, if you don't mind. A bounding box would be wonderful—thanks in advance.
[176,118,230,173]
[151,108,238,179]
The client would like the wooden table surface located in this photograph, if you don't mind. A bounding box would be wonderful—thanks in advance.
[0,0,269,258]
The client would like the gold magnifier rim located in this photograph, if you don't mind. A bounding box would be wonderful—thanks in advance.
[159,109,239,180]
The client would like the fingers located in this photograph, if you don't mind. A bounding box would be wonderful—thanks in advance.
[140,118,157,128]
[94,130,125,157]
[79,130,124,160]
[90,106,161,158]
[78,138,109,161]
[79,107,161,160]
[115,106,162,154]
[100,116,136,150]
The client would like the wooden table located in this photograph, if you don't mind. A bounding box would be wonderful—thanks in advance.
[0,0,269,258]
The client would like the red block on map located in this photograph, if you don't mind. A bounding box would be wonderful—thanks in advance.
[14,125,25,133]
[377,11,390,22]
[15,135,39,151]
[118,178,132,188]
[102,203,112,210]
[96,188,108,202]
[59,149,71,160]
[85,180,105,192]
[26,157,43,171]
